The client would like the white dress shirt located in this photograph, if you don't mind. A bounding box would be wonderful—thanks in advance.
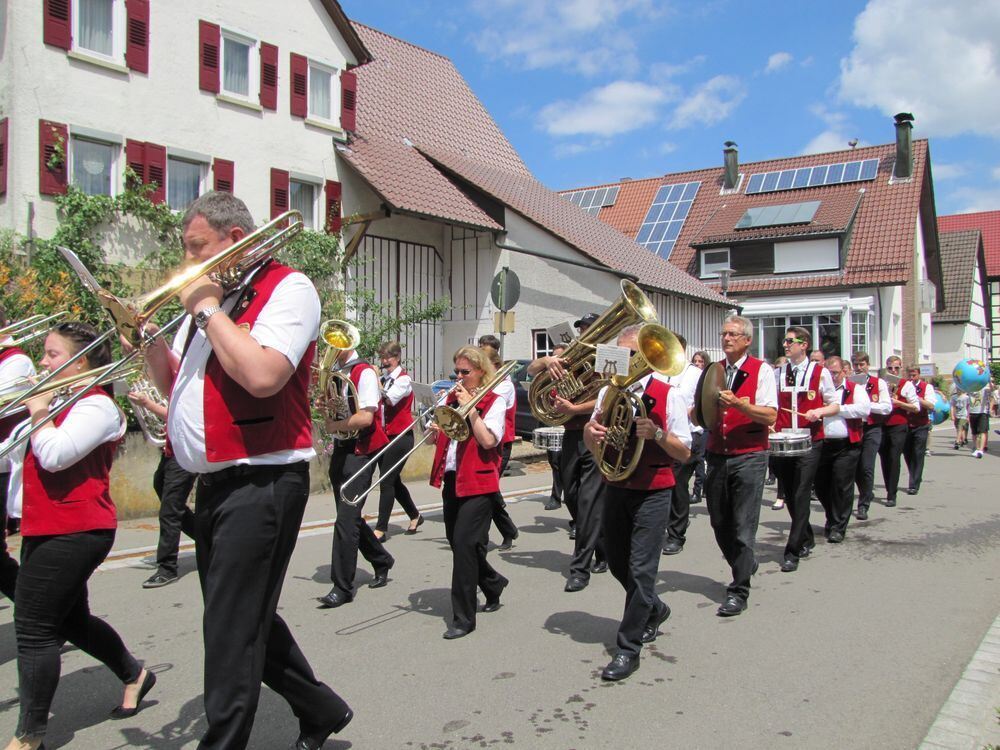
[868,376,892,417]
[443,396,506,472]
[343,358,380,410]
[494,376,516,410]
[726,354,778,408]
[780,360,838,405]
[1,394,125,518]
[823,382,871,439]
[168,271,320,474]
[0,352,36,394]
[665,362,703,434]
[591,373,693,450]
[897,380,919,407]
[381,365,412,408]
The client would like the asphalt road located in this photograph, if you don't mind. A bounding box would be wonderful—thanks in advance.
[1,429,998,749]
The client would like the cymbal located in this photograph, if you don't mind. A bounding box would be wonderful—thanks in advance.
[694,361,725,429]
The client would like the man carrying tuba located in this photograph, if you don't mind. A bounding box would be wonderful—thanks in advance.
[583,324,690,681]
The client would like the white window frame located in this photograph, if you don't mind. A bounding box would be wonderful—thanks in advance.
[220,28,259,103]
[72,0,126,64]
[166,154,208,212]
[288,174,322,230]
[307,59,341,125]
[69,133,120,197]
[700,248,731,278]
[532,329,555,359]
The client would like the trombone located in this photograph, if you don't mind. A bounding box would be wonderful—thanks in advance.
[340,360,520,507]
[0,312,68,348]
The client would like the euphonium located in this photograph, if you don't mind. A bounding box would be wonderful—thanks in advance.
[128,374,168,448]
[528,279,658,426]
[594,323,686,482]
[315,319,362,440]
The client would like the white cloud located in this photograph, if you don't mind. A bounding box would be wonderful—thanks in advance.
[669,75,746,129]
[765,52,793,73]
[839,0,1000,138]
[659,142,678,155]
[932,163,966,180]
[552,138,611,158]
[650,55,707,82]
[538,81,669,136]
[800,106,866,155]
[992,165,1000,181]
[945,186,1000,214]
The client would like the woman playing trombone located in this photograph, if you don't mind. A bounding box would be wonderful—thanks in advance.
[429,347,510,640]
[1,322,155,750]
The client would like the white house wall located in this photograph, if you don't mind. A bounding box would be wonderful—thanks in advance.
[880,284,903,361]
[914,210,934,363]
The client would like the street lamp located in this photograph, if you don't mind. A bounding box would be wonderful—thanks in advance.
[716,266,733,298]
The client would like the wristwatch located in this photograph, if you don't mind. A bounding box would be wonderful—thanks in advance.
[654,427,664,442]
[194,305,223,330]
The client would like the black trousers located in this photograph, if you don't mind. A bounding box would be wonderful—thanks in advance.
[771,442,821,562]
[903,424,930,492]
[375,431,419,532]
[15,529,141,739]
[195,463,347,750]
[547,450,562,504]
[705,450,767,601]
[0,475,18,600]
[855,424,882,511]
[489,442,519,541]
[602,485,670,658]
[666,429,706,545]
[153,453,197,576]
[329,446,394,598]
[815,438,861,536]
[691,435,706,499]
[879,423,908,503]
[567,450,605,580]
[442,475,508,632]
[560,428,589,524]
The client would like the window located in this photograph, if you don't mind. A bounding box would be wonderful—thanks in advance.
[748,313,844,362]
[701,249,731,278]
[308,63,336,120]
[221,31,257,100]
[700,243,774,278]
[71,136,117,196]
[289,180,317,229]
[850,309,869,357]
[77,0,115,57]
[533,329,555,359]
[167,157,204,210]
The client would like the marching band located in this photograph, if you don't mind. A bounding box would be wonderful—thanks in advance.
[0,190,970,748]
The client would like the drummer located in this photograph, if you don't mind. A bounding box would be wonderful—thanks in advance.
[541,344,567,512]
[770,327,840,573]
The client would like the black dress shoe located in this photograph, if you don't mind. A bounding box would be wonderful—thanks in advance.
[885,498,896,507]
[110,670,157,719]
[443,626,473,640]
[906,488,918,496]
[798,545,812,558]
[498,537,515,551]
[368,568,391,589]
[601,653,639,681]
[294,709,354,749]
[564,576,588,593]
[661,539,684,555]
[828,530,845,544]
[856,507,869,520]
[481,578,507,612]
[544,498,561,511]
[317,589,352,609]
[568,526,576,540]
[404,515,425,535]
[780,558,799,573]
[142,571,178,589]
[716,595,747,617]
[640,603,671,643]
[690,493,702,503]
[591,560,608,574]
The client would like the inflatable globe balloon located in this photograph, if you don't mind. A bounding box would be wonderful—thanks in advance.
[931,392,951,426]
[952,359,990,392]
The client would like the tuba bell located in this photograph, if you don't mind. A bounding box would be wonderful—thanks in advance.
[314,319,362,440]
[594,323,686,482]
[528,279,658,426]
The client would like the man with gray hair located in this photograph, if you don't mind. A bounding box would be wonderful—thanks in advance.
[702,315,776,616]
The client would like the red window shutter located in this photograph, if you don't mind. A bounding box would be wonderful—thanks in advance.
[43,0,72,51]
[324,180,342,234]
[290,53,308,118]
[125,0,150,73]
[125,138,146,188]
[270,168,289,219]
[39,120,68,196]
[340,70,357,132]
[0,118,9,197]
[259,43,278,111]
[213,158,234,193]
[198,21,220,94]
[145,142,166,203]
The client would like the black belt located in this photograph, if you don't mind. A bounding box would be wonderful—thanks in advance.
[824,437,851,444]
[199,460,309,487]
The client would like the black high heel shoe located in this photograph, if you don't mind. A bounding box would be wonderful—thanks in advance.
[404,515,425,535]
[110,669,157,719]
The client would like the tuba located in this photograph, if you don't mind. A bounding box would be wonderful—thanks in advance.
[594,323,687,482]
[315,319,362,440]
[128,373,168,448]
[528,279,658,426]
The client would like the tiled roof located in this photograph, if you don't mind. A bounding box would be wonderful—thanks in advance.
[938,210,1000,278]
[418,146,728,304]
[568,140,933,296]
[934,230,984,323]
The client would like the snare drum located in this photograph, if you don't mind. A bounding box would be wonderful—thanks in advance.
[533,426,565,452]
[768,429,812,457]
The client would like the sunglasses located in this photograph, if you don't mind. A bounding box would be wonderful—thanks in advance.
[454,368,472,376]
[886,365,901,371]
[782,337,805,345]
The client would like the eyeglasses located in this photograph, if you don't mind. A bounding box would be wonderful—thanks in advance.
[454,368,472,376]
[719,331,745,339]
[886,365,901,371]
[782,337,805,345]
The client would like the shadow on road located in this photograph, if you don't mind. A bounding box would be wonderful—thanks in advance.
[543,609,619,648]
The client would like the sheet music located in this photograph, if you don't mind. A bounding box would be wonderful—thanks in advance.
[595,344,630,380]
[847,373,869,384]
[546,321,576,347]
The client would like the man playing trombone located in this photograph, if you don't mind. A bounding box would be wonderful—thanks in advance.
[143,192,351,750]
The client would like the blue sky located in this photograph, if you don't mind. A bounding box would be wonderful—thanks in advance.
[341,0,1000,216]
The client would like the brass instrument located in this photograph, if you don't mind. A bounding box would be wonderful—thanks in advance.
[128,373,168,448]
[0,312,68,348]
[594,324,686,482]
[315,319,362,440]
[342,361,520,506]
[528,279,658,426]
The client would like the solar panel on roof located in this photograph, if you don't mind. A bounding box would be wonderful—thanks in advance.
[635,180,701,260]
[560,185,621,214]
[736,200,820,229]
[747,158,879,195]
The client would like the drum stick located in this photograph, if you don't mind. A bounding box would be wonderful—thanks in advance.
[781,407,810,419]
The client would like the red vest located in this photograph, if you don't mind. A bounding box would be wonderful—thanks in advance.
[776,361,825,441]
[887,381,910,426]
[606,377,676,491]
[864,375,886,426]
[200,261,316,463]
[348,362,389,455]
[382,368,414,437]
[0,347,30,444]
[430,391,502,498]
[503,376,516,445]
[706,356,771,455]
[906,381,931,428]
[21,387,119,537]
[840,381,864,444]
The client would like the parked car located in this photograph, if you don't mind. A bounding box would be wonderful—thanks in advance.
[430,361,540,440]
